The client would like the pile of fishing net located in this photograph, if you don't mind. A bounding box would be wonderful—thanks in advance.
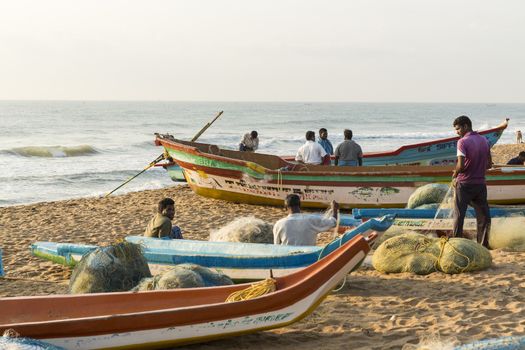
[407,183,452,209]
[209,216,274,243]
[489,216,525,251]
[1,330,66,350]
[133,264,233,291]
[372,232,492,275]
[69,242,151,294]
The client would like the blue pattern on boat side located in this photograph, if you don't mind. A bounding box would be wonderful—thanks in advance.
[362,130,503,166]
[32,215,394,270]
[454,335,525,350]
[353,208,525,219]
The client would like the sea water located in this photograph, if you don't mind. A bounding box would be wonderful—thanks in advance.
[1,101,524,206]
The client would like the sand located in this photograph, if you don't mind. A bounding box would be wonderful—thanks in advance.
[0,144,524,349]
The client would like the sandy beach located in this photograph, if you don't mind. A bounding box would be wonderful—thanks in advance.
[1,144,524,349]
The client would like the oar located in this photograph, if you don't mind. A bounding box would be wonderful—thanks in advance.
[191,111,223,141]
[104,153,165,197]
[104,111,224,197]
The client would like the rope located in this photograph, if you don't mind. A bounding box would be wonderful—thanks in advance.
[435,236,472,273]
[277,168,283,193]
[332,209,341,240]
[226,278,276,302]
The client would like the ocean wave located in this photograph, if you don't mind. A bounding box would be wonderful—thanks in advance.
[5,145,99,158]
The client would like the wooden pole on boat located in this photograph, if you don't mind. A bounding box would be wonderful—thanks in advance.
[104,153,165,197]
[191,111,224,142]
[104,111,224,197]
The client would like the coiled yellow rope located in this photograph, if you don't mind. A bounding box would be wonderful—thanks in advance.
[225,278,277,302]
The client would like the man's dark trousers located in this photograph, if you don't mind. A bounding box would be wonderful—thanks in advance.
[452,182,491,248]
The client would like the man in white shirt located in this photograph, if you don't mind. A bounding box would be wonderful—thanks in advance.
[295,131,330,165]
[273,194,339,246]
[239,131,259,152]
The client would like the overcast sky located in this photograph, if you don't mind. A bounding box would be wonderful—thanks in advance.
[1,0,524,102]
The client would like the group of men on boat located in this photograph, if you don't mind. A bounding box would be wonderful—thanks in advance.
[147,115,513,250]
[239,128,364,166]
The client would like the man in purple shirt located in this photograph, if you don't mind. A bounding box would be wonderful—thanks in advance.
[452,116,492,247]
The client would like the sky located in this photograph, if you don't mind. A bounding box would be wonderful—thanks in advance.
[0,0,524,102]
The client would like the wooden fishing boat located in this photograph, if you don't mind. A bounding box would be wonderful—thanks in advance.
[159,119,508,181]
[154,135,525,209]
[32,216,393,281]
[2,234,374,350]
[352,207,525,219]
[388,216,524,235]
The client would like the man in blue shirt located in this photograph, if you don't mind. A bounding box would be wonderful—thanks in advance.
[318,128,333,156]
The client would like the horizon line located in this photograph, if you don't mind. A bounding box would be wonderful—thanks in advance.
[0,99,524,104]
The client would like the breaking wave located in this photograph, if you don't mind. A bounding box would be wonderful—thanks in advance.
[6,145,99,158]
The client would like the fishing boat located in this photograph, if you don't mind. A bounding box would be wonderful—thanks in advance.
[154,135,525,209]
[352,207,525,219]
[31,215,393,281]
[159,119,508,181]
[2,234,374,350]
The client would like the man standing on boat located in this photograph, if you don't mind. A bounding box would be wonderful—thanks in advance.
[318,128,334,156]
[452,116,492,248]
[334,129,363,166]
[273,194,339,246]
[295,131,331,165]
[239,131,259,152]
[144,198,183,239]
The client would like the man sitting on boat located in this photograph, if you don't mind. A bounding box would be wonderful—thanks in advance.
[295,131,331,165]
[144,198,183,239]
[273,194,339,245]
[507,151,525,165]
[239,131,259,152]
[318,128,334,155]
[334,129,363,166]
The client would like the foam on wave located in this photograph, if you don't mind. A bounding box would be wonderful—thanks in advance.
[7,145,98,157]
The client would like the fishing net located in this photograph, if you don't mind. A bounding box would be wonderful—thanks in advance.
[1,330,66,350]
[373,232,441,275]
[372,233,492,275]
[436,238,492,274]
[209,216,274,243]
[69,242,151,294]
[488,216,525,251]
[373,227,421,247]
[133,264,233,291]
[407,183,451,209]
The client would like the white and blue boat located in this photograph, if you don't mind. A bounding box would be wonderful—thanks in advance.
[353,207,525,219]
[31,215,394,281]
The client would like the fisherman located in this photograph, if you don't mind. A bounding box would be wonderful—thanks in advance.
[318,128,334,156]
[239,131,259,152]
[334,129,363,166]
[273,194,339,246]
[452,116,491,248]
[144,197,183,239]
[295,130,330,165]
[507,151,525,165]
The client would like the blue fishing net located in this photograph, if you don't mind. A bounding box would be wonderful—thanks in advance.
[0,336,67,350]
